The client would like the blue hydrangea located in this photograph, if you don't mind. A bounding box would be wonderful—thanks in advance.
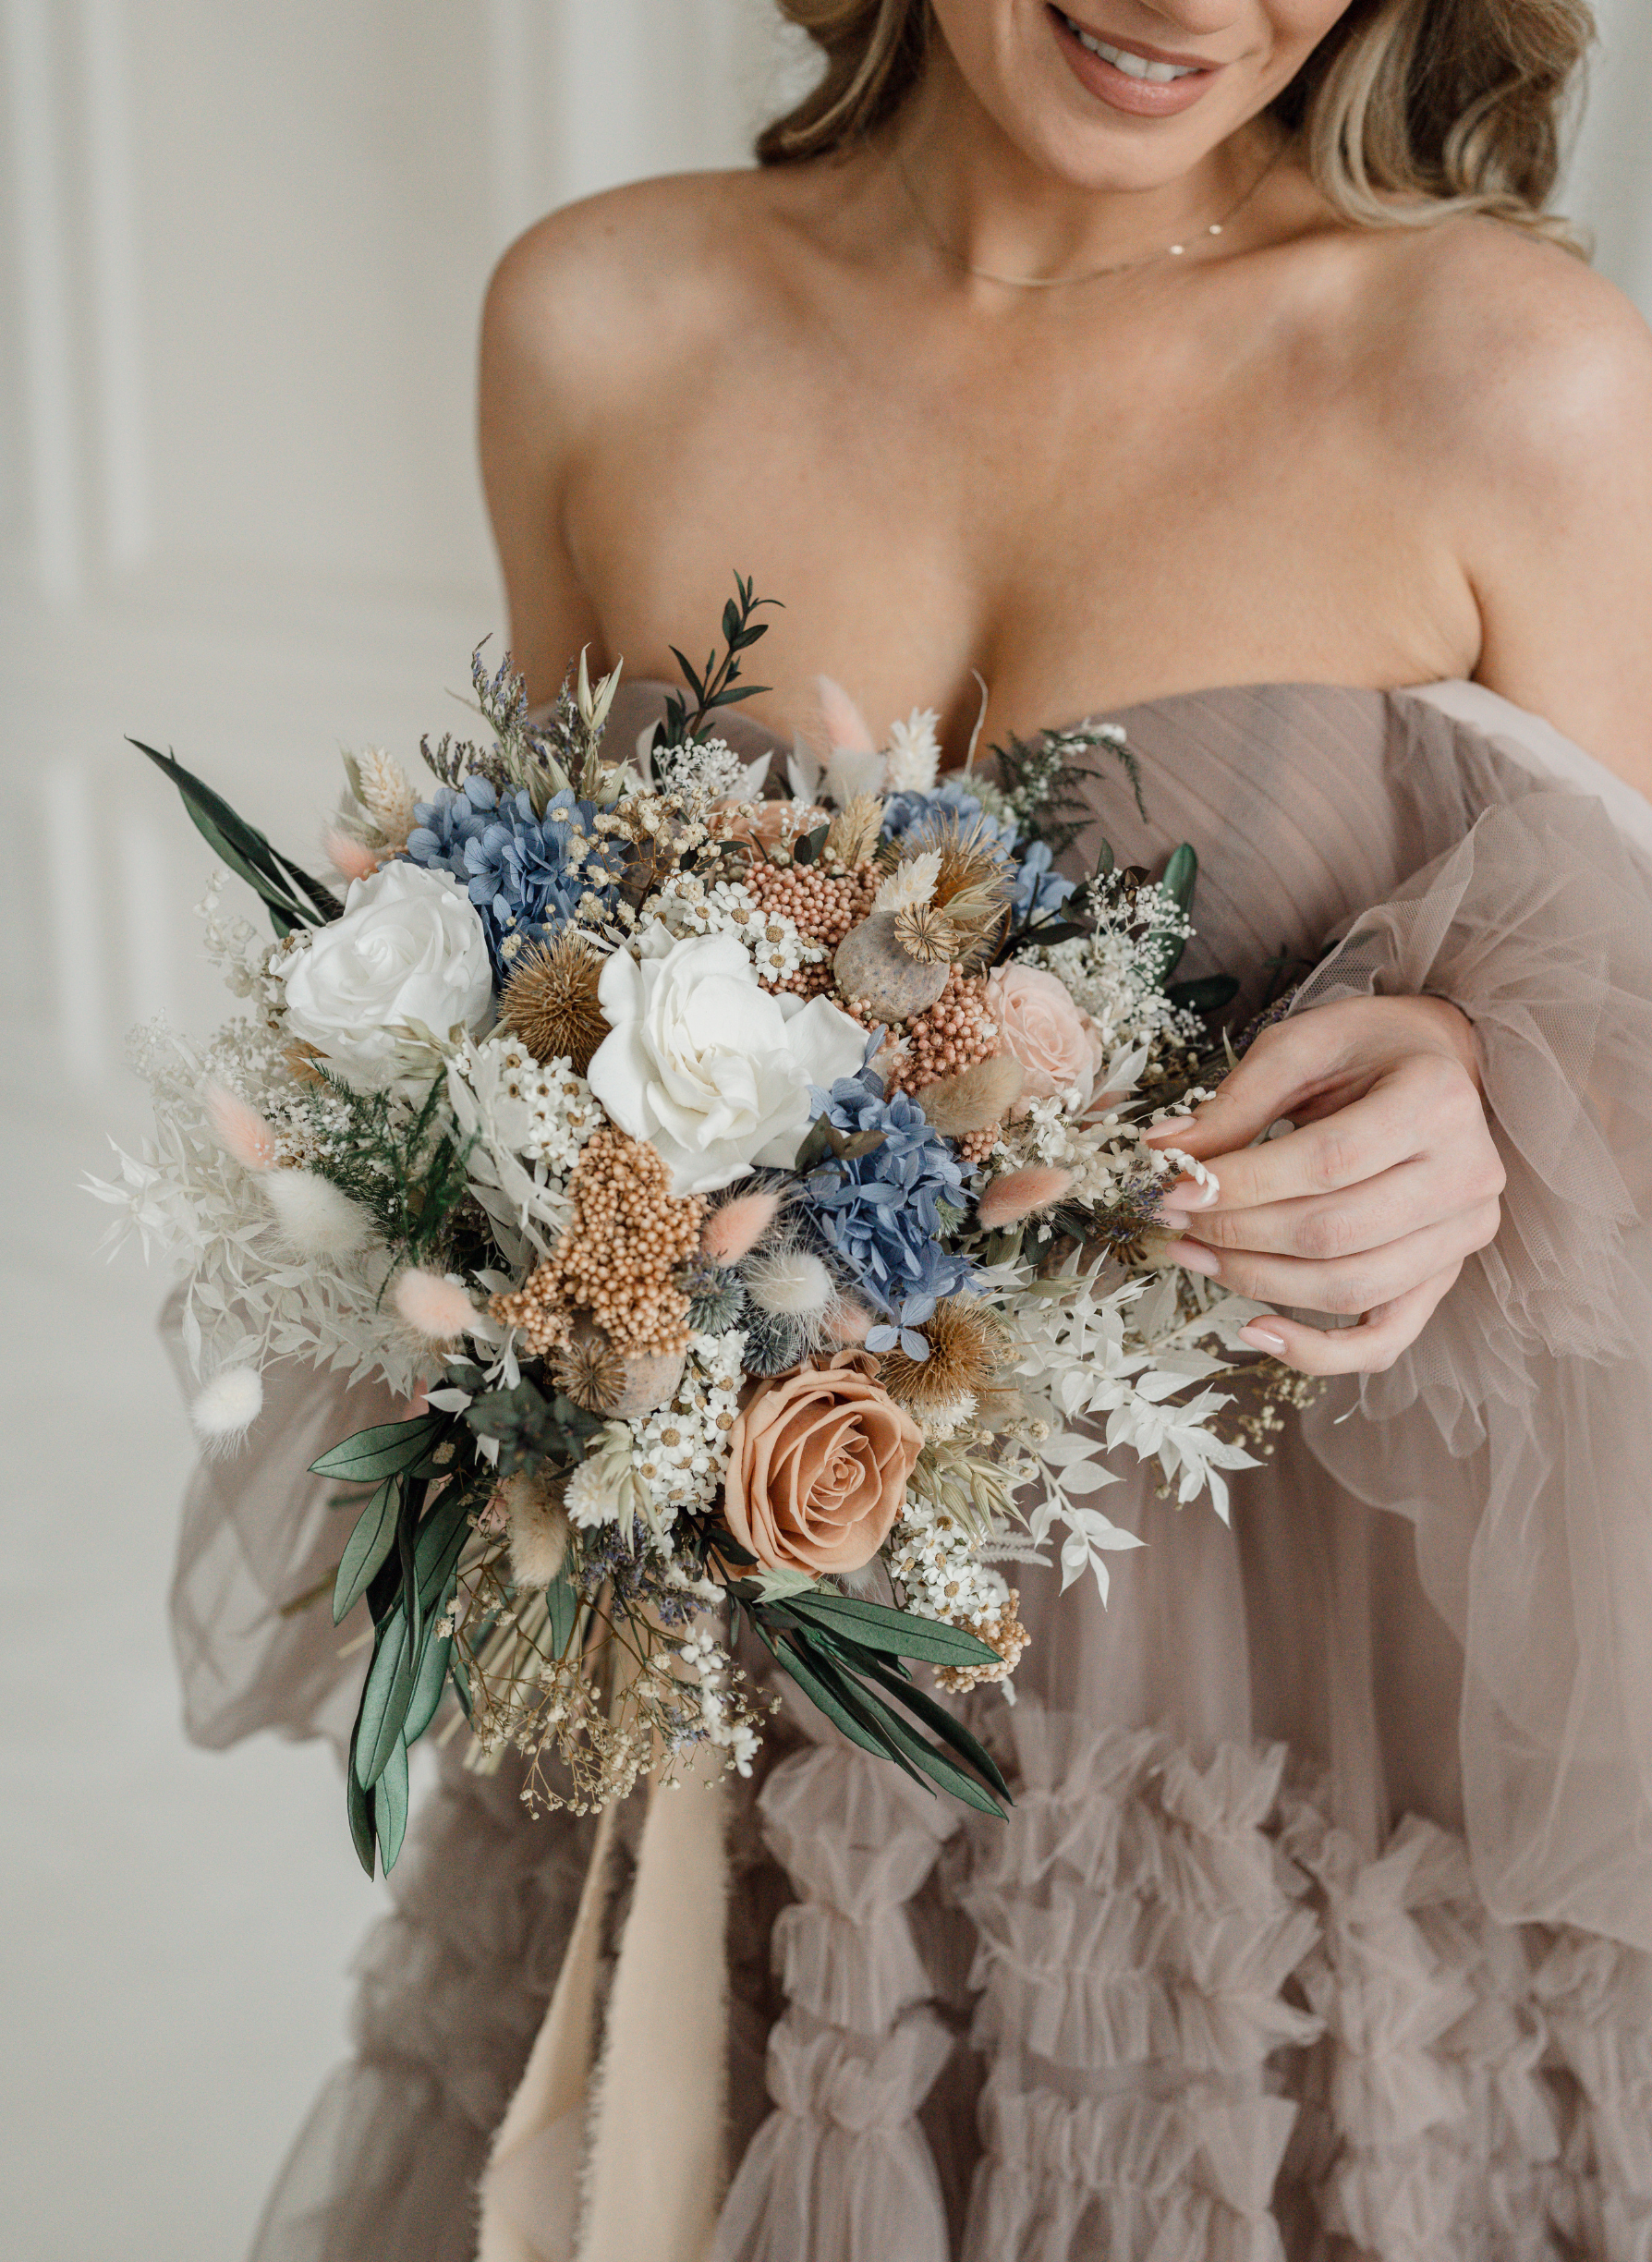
[1006,836,1075,923]
[803,1070,976,1315]
[405,780,620,966]
[879,777,987,842]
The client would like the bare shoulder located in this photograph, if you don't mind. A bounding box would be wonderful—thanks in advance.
[481,169,789,431]
[1355,215,1652,774]
[1364,214,1652,497]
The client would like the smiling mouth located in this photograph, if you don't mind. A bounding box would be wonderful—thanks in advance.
[1051,8,1211,81]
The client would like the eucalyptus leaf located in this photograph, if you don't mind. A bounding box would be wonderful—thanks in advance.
[311,1412,446,1484]
[763,1630,920,1785]
[855,1652,1013,1801]
[1166,973,1240,1015]
[355,1614,414,1790]
[333,1478,401,1624]
[1161,842,1198,909]
[403,1625,454,1746]
[372,1737,410,1871]
[346,1721,377,1879]
[870,1703,1006,1817]
[789,1589,1001,1669]
[544,1568,578,1660]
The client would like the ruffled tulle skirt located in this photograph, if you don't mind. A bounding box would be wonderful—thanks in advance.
[248,1696,1652,2262]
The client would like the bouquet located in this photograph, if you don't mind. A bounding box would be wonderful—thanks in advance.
[93,578,1305,1876]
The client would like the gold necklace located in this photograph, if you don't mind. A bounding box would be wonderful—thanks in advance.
[895,137,1288,291]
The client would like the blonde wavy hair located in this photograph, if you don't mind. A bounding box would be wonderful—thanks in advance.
[757,0,1596,247]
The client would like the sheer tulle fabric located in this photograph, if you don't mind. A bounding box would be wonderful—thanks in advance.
[166,680,1652,2258]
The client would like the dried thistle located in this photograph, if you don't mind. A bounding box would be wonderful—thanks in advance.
[880,1296,1013,1415]
[500,930,610,1075]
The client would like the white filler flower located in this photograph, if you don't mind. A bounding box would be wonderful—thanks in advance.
[588,931,865,1195]
[282,862,493,1089]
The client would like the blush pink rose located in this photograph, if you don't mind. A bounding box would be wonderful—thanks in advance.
[722,1350,922,1576]
[986,963,1107,1111]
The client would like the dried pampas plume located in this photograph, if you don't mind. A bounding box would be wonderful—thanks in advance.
[190,1365,264,1453]
[393,1267,479,1343]
[500,930,610,1075]
[977,1166,1075,1230]
[324,827,380,884]
[742,1245,833,1320]
[702,1187,782,1266]
[500,1471,572,1589]
[204,1081,278,1172]
[354,746,420,847]
[262,1167,374,1258]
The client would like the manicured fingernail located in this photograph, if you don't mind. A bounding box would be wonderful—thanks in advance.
[1241,1322,1288,1353]
[1163,1237,1221,1279]
[1143,1115,1198,1141]
[1160,1174,1220,1211]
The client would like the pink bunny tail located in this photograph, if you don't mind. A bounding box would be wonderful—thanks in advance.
[324,827,381,883]
[393,1268,478,1342]
[977,1167,1075,1230]
[702,1189,782,1266]
[828,1298,874,1344]
[814,674,876,754]
[203,1081,279,1172]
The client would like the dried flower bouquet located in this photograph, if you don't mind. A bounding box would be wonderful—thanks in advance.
[93,578,1303,1874]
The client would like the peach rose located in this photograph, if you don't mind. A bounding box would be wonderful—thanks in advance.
[986,962,1107,1112]
[723,1350,922,1576]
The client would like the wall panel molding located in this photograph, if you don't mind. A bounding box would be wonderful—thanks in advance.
[5,0,83,600]
[79,0,151,576]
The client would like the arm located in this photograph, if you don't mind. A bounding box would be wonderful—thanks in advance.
[1149,238,1652,1376]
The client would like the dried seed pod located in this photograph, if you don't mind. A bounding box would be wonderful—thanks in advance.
[833,910,951,1021]
[552,1319,685,1420]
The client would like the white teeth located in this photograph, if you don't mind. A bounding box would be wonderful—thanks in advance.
[1062,14,1200,79]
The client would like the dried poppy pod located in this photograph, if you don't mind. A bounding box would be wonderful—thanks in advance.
[552,1319,685,1421]
[833,909,951,1021]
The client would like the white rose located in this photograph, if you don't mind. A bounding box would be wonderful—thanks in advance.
[587,932,866,1195]
[281,861,493,1089]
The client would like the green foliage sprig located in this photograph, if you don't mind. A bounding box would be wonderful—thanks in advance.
[305,1067,481,1274]
[659,573,779,748]
[131,738,344,937]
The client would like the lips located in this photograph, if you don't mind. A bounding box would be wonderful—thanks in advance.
[1048,6,1223,117]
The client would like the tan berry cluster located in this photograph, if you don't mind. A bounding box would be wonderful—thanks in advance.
[744,859,881,993]
[491,1126,705,1358]
[843,967,1003,1158]
[936,1588,1030,1695]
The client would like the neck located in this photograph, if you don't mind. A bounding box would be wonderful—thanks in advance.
[893,44,1280,286]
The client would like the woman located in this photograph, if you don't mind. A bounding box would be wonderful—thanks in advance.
[237,2,1652,2256]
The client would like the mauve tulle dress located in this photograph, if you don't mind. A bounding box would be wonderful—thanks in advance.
[164,675,1652,2262]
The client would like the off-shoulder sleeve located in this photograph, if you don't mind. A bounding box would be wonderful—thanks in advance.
[1290,691,1652,1948]
[160,1283,398,1753]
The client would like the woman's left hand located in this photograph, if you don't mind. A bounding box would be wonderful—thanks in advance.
[1143,995,1505,1376]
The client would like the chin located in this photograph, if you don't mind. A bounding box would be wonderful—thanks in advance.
[933,0,1296,193]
